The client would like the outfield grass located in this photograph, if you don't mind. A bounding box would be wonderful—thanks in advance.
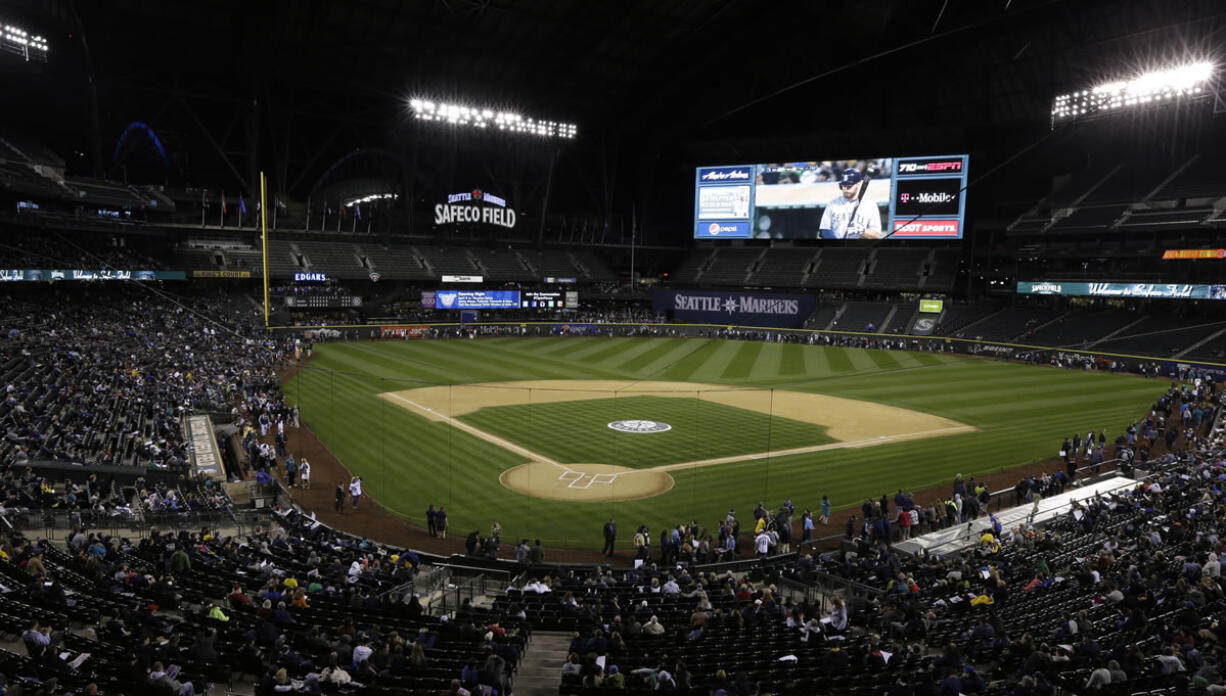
[460,395,834,468]
[284,337,1164,547]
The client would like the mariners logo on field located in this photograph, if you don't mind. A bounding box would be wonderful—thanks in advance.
[608,420,672,434]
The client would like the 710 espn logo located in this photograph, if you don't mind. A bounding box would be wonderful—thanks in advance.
[898,160,963,173]
[899,191,957,204]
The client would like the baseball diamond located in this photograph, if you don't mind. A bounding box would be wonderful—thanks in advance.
[286,337,1163,544]
[376,379,973,502]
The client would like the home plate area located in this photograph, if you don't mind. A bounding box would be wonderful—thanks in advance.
[499,461,676,502]
[557,470,617,489]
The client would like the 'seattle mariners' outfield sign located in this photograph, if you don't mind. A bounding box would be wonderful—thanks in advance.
[652,290,816,329]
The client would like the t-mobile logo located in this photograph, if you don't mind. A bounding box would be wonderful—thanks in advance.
[900,193,910,203]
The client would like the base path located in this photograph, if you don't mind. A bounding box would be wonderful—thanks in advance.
[379,379,974,502]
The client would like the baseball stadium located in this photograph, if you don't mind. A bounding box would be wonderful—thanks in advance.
[2,2,1226,696]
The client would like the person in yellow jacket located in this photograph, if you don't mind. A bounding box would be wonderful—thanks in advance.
[207,603,229,622]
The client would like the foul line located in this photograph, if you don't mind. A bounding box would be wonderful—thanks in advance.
[383,391,977,479]
[381,392,573,473]
[650,425,979,472]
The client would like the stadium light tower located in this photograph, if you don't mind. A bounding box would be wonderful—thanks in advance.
[2,22,48,62]
[408,98,577,140]
[1051,61,1216,127]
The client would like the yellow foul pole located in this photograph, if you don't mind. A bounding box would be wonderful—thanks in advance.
[260,171,269,328]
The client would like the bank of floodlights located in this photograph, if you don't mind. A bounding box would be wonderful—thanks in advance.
[408,98,577,139]
[343,192,398,208]
[1052,62,1215,124]
[2,23,48,62]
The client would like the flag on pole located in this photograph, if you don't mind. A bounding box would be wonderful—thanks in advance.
[221,193,228,215]
[355,204,362,220]
[341,204,349,219]
[239,195,248,216]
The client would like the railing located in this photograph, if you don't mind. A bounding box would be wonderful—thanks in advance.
[380,564,452,599]
[229,508,274,538]
[778,568,884,607]
[17,508,144,540]
[428,573,488,615]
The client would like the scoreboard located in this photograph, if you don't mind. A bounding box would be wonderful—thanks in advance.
[693,155,969,240]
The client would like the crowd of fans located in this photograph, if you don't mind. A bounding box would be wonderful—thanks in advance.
[0,286,289,473]
[512,381,1226,696]
[0,229,166,272]
[0,507,527,695]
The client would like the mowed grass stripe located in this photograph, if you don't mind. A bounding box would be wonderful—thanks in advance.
[306,347,451,386]
[863,349,903,370]
[747,343,787,382]
[450,337,629,376]
[579,338,650,365]
[359,342,512,383]
[437,340,613,380]
[348,343,471,383]
[610,339,686,371]
[719,341,765,380]
[531,337,616,357]
[825,347,856,373]
[629,340,722,376]
[778,344,807,376]
[657,340,722,380]
[676,340,748,382]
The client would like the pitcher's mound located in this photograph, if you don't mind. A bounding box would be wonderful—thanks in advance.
[500,461,675,502]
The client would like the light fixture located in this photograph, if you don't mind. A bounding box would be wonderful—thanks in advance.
[2,22,48,62]
[343,192,399,208]
[1052,61,1215,123]
[408,97,578,139]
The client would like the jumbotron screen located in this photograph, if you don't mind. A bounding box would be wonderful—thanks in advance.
[693,155,969,240]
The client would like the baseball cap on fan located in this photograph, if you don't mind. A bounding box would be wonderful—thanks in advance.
[838,169,864,187]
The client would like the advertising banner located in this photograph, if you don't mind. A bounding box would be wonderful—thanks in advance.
[193,270,251,278]
[434,290,520,309]
[652,290,815,328]
[551,323,605,336]
[187,415,224,482]
[1163,249,1226,260]
[1018,281,1226,300]
[380,325,432,339]
[919,299,944,313]
[521,291,564,309]
[909,315,938,335]
[0,269,186,281]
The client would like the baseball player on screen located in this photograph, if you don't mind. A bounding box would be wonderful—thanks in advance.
[819,169,882,239]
